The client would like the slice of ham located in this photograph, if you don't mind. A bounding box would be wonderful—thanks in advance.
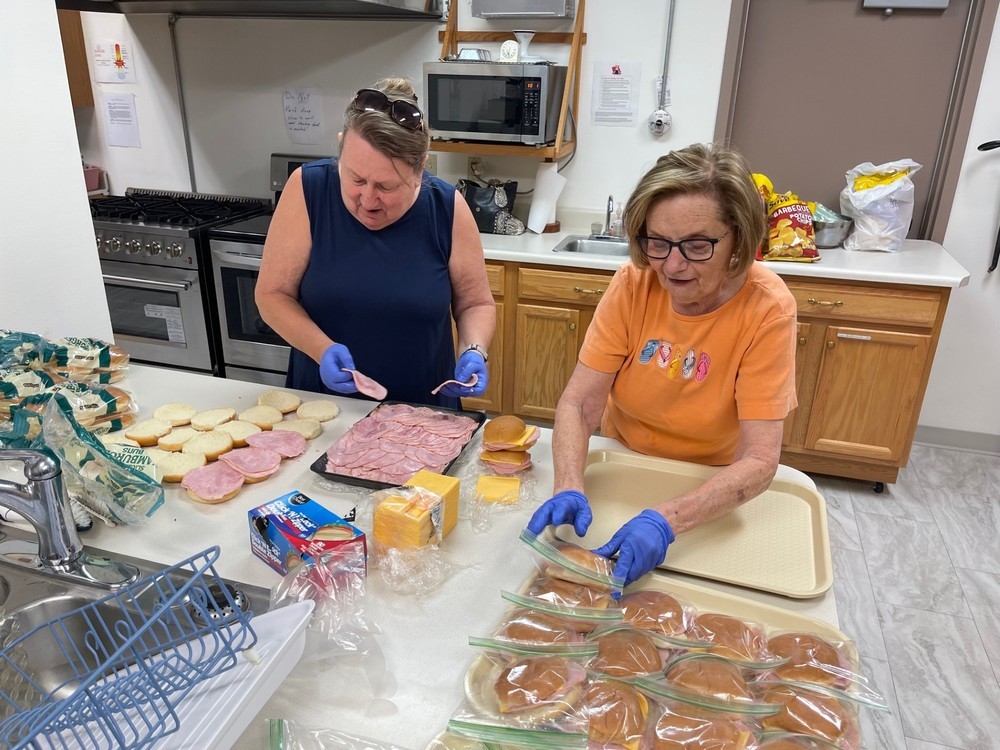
[245,429,307,459]
[430,373,479,396]
[219,446,282,480]
[342,368,388,400]
[181,461,245,503]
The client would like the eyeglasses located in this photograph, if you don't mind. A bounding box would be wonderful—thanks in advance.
[350,88,424,131]
[636,228,732,262]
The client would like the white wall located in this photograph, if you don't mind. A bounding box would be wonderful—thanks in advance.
[0,3,111,341]
[920,8,1000,444]
[76,0,733,210]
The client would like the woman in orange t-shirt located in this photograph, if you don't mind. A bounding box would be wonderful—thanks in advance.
[527,143,797,586]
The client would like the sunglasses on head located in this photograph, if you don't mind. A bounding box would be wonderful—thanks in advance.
[350,88,424,131]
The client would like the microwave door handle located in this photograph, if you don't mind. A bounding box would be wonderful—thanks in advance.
[102,274,192,292]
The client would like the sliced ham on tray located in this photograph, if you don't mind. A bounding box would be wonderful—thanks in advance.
[219,446,282,483]
[430,373,479,396]
[323,403,478,486]
[245,429,308,459]
[342,368,388,400]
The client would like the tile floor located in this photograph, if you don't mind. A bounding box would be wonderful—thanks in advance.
[810,442,1000,749]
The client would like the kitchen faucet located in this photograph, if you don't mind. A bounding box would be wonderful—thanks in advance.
[0,449,139,588]
[605,194,614,236]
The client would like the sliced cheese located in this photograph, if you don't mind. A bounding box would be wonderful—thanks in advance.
[405,469,460,540]
[476,475,521,505]
[373,489,444,549]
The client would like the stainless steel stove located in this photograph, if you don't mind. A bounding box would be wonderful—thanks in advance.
[92,189,271,374]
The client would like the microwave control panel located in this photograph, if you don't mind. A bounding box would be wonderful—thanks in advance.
[523,79,541,134]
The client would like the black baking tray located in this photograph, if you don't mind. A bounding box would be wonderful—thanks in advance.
[309,400,486,490]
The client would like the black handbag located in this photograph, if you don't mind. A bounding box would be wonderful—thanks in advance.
[456,179,526,235]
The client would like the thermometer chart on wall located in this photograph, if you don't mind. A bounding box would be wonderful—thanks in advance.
[93,39,136,83]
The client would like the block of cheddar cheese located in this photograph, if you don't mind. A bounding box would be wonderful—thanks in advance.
[405,469,460,539]
[373,487,446,549]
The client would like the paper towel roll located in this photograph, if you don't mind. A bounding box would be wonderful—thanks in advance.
[527,162,567,234]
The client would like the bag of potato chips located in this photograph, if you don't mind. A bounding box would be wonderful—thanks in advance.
[763,191,821,262]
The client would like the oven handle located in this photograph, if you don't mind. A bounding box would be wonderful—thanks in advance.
[103,274,192,292]
[213,249,263,270]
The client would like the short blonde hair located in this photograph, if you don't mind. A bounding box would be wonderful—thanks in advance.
[340,77,430,176]
[623,143,766,275]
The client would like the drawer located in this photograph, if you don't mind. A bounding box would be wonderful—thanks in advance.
[518,267,613,306]
[785,281,940,328]
[485,263,505,296]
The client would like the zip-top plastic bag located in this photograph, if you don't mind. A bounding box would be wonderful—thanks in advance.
[648,697,759,748]
[519,529,624,597]
[266,719,414,750]
[839,158,922,252]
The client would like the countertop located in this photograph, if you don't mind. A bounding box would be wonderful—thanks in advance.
[61,365,838,747]
[484,232,971,288]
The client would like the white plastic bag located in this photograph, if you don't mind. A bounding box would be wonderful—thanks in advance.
[839,158,922,252]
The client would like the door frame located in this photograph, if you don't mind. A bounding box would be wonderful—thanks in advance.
[715,0,1000,244]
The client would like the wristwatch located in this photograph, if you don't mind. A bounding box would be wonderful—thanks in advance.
[462,344,488,363]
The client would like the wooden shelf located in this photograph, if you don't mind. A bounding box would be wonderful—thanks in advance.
[429,139,576,160]
[435,0,586,161]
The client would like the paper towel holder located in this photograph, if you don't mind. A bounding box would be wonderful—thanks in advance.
[542,220,561,233]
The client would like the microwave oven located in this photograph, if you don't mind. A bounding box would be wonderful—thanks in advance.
[423,61,568,146]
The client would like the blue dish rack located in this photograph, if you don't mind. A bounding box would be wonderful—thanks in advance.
[0,546,258,749]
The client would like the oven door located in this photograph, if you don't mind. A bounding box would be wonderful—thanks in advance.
[101,259,213,372]
[211,240,290,374]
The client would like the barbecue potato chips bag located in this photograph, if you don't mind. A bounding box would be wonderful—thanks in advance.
[763,190,820,262]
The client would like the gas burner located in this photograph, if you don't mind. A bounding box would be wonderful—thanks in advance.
[91,189,271,229]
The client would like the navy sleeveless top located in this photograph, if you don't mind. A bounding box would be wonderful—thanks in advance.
[285,159,460,409]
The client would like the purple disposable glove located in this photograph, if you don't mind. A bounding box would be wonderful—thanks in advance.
[593,509,675,587]
[526,490,593,537]
[439,349,489,399]
[319,343,358,395]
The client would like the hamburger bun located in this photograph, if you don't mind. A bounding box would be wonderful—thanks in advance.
[483,414,526,445]
[296,399,340,422]
[544,542,616,588]
[583,679,648,749]
[494,655,586,715]
[181,429,234,462]
[621,589,687,637]
[190,407,237,431]
[124,418,173,447]
[152,402,197,427]
[181,461,246,504]
[528,576,615,611]
[692,613,767,662]
[768,632,844,687]
[148,450,207,483]
[665,655,752,704]
[272,418,322,440]
[156,426,199,452]
[759,684,855,745]
[495,609,583,645]
[257,389,301,414]
[591,628,663,677]
[238,404,284,430]
[652,707,751,749]
[214,419,263,448]
[757,740,830,750]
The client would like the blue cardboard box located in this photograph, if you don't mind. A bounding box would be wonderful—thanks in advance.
[248,490,366,575]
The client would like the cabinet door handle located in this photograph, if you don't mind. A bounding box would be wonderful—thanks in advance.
[807,297,843,307]
[798,337,807,346]
[573,286,604,296]
[827,341,836,349]
[569,323,577,331]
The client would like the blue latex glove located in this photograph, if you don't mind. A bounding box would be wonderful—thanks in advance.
[439,349,489,399]
[526,490,593,538]
[319,343,359,395]
[593,509,675,587]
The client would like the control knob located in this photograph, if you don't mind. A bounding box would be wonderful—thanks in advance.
[166,242,184,259]
[108,237,122,253]
[95,235,102,250]
[145,241,162,257]
[125,239,142,255]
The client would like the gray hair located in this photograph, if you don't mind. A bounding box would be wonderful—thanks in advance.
[340,77,430,176]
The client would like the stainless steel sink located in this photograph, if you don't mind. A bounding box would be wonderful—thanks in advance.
[0,524,271,711]
[552,234,631,257]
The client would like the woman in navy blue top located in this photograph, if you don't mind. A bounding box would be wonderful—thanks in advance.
[256,78,495,409]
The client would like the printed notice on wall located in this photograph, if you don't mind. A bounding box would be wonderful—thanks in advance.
[591,61,640,127]
[102,93,141,148]
[283,88,325,145]
[93,40,136,83]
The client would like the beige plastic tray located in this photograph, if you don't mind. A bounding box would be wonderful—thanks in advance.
[555,450,833,599]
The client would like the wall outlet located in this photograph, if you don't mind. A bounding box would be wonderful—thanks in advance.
[425,153,438,175]
[468,157,485,180]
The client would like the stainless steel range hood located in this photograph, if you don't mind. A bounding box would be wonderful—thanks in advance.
[56,0,442,20]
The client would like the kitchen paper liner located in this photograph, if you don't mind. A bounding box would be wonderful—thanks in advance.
[527,161,567,234]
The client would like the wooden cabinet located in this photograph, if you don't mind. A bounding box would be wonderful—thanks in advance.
[57,11,94,110]
[462,261,613,421]
[779,277,949,486]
